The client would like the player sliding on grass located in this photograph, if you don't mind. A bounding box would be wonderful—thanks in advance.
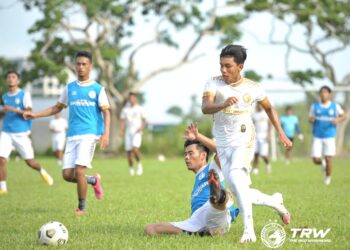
[202,45,292,243]
[0,70,53,194]
[23,51,110,215]
[144,139,240,236]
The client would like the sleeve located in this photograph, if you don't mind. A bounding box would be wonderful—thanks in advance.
[255,83,267,102]
[98,87,110,110]
[58,86,68,106]
[140,107,146,119]
[336,103,344,115]
[203,79,217,97]
[308,104,315,117]
[49,120,54,130]
[64,119,68,129]
[23,92,33,109]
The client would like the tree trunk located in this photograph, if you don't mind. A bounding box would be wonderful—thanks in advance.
[336,91,350,155]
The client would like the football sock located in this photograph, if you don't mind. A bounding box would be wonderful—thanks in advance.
[0,181,7,191]
[78,199,86,210]
[85,175,97,185]
[250,188,278,208]
[39,168,47,176]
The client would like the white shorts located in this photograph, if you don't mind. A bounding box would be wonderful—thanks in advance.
[0,132,34,160]
[254,138,269,157]
[125,132,142,151]
[62,138,98,169]
[170,201,232,235]
[311,137,336,158]
[52,134,66,151]
[217,145,255,173]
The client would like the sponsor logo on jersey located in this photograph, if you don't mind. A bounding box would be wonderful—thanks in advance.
[70,99,96,107]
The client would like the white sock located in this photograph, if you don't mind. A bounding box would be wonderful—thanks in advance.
[225,168,254,233]
[0,181,7,191]
[39,168,47,176]
[250,188,278,209]
[137,162,142,168]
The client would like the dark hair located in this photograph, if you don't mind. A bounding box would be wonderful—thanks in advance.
[220,44,247,64]
[319,85,332,93]
[285,106,293,111]
[75,51,92,62]
[129,92,137,97]
[184,140,210,162]
[5,70,20,79]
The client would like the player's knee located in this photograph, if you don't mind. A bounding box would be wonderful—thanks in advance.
[144,224,157,236]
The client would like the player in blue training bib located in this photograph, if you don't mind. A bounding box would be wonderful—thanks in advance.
[23,51,111,214]
[0,70,53,194]
[308,86,346,185]
[280,106,303,164]
[145,137,239,236]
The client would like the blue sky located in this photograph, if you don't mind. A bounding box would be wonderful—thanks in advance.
[0,0,349,124]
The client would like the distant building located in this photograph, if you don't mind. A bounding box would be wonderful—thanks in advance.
[28,76,65,97]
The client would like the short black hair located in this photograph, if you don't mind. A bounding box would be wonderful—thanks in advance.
[5,70,20,79]
[285,106,293,111]
[75,51,92,62]
[129,92,137,97]
[184,140,210,162]
[220,44,247,64]
[319,85,332,93]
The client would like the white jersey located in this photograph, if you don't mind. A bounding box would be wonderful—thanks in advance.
[252,110,269,140]
[120,104,146,134]
[49,117,68,137]
[203,77,266,147]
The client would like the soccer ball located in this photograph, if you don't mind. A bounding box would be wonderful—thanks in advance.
[38,221,68,246]
[157,154,166,162]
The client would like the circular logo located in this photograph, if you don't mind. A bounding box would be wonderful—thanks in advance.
[15,98,20,104]
[88,90,96,99]
[328,109,334,115]
[261,223,286,249]
[243,93,251,103]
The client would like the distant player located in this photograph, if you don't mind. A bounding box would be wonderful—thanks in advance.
[0,70,53,194]
[309,86,346,185]
[252,104,271,175]
[49,112,68,165]
[120,92,146,176]
[201,45,292,243]
[23,51,110,214]
[280,106,303,164]
[144,139,240,236]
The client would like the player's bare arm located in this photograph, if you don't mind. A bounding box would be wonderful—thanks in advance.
[2,106,32,115]
[23,103,65,120]
[119,118,126,136]
[99,108,110,150]
[136,117,147,133]
[184,123,217,153]
[201,95,238,114]
[332,113,346,125]
[259,97,292,149]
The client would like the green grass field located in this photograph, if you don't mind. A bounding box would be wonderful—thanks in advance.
[0,156,349,249]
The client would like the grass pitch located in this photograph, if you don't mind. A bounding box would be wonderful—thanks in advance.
[0,156,349,249]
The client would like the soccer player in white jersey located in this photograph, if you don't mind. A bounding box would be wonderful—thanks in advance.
[202,45,292,243]
[23,51,110,215]
[309,86,346,185]
[49,112,68,166]
[0,70,53,194]
[120,92,146,176]
[252,104,272,175]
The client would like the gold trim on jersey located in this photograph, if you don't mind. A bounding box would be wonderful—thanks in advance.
[203,92,215,97]
[100,105,110,110]
[229,77,244,87]
[222,108,251,115]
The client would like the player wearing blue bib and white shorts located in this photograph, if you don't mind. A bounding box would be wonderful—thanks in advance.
[309,86,346,185]
[144,139,240,236]
[49,113,68,166]
[280,106,303,164]
[202,45,292,243]
[0,71,54,194]
[23,51,111,214]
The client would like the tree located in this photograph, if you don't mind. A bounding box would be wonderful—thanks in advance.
[21,0,245,151]
[244,0,350,153]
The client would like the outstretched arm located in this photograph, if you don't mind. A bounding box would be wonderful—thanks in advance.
[202,95,238,114]
[23,103,64,120]
[184,123,217,153]
[259,97,292,149]
[99,109,110,150]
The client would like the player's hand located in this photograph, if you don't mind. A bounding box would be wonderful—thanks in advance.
[308,116,315,123]
[331,117,339,125]
[223,96,238,108]
[279,132,293,149]
[99,134,109,150]
[136,128,143,134]
[184,123,199,140]
[23,111,35,120]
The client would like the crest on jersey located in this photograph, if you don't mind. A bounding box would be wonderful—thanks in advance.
[198,172,205,180]
[88,90,96,99]
[15,98,20,104]
[328,109,334,116]
[243,93,251,103]
[72,91,77,96]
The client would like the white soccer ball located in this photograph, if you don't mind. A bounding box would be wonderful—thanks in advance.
[157,154,166,162]
[38,221,69,246]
